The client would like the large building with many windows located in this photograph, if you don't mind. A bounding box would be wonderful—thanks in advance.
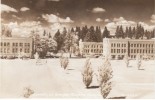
[79,38,155,59]
[0,37,33,58]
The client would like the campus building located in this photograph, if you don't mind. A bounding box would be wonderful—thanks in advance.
[79,38,155,59]
[0,37,33,58]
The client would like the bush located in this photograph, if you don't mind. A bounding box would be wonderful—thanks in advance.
[60,57,69,70]
[82,58,93,88]
[136,54,142,70]
[124,53,129,67]
[98,58,113,98]
[100,80,112,98]
[23,87,34,98]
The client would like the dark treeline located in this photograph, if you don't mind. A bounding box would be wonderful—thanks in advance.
[54,24,155,43]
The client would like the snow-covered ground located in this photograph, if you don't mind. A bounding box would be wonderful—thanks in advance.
[0,58,155,99]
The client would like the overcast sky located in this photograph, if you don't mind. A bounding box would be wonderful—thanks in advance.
[1,0,155,36]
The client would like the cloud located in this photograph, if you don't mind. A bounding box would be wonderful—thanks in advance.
[138,22,155,31]
[96,18,103,22]
[105,19,110,23]
[42,14,74,23]
[150,14,155,23]
[1,4,17,13]
[2,21,43,37]
[113,17,125,22]
[20,21,41,27]
[20,7,30,12]
[92,7,105,13]
[105,17,155,35]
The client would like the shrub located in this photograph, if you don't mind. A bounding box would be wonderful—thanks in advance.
[98,58,113,98]
[60,57,69,70]
[82,58,93,88]
[136,54,142,70]
[100,80,112,98]
[23,87,34,98]
[124,53,129,67]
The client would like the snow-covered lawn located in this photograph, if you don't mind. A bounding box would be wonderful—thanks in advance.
[0,58,155,99]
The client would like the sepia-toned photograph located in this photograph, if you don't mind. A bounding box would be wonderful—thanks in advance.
[0,0,155,99]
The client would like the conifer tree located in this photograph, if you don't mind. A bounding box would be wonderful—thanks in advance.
[102,26,110,39]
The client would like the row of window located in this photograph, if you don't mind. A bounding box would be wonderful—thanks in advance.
[0,42,10,46]
[111,43,127,47]
[83,48,154,54]
[111,49,126,53]
[130,49,154,53]
[84,45,103,48]
[0,48,30,53]
[84,49,103,53]
[0,42,30,47]
[130,44,154,48]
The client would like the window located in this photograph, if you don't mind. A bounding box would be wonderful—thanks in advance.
[122,44,123,47]
[4,42,6,46]
[124,44,126,47]
[25,43,27,47]
[7,48,9,53]
[20,43,23,46]
[134,44,136,47]
[15,48,18,53]
[134,49,136,53]
[19,48,22,52]
[122,49,123,53]
[27,49,30,53]
[7,43,10,46]
[131,44,133,47]
[124,49,126,53]
[0,48,3,53]
[0,42,3,46]
[111,49,113,53]
[16,43,18,46]
[4,48,6,53]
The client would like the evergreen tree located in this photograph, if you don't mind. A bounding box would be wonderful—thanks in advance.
[132,27,136,39]
[151,29,155,38]
[62,27,67,36]
[84,30,93,42]
[54,30,63,52]
[102,26,110,39]
[96,26,102,42]
[115,26,120,38]
[43,30,46,36]
[89,26,97,42]
[81,26,88,41]
[119,25,124,38]
[49,32,52,38]
[125,27,129,38]
[71,27,74,33]
[128,26,132,38]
